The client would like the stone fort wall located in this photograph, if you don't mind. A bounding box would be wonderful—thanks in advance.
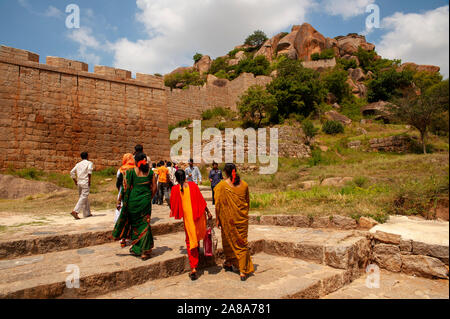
[166,73,272,125]
[0,46,169,172]
[0,46,273,172]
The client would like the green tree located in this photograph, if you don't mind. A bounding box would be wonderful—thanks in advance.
[238,85,277,128]
[301,119,319,145]
[367,67,414,102]
[193,53,203,63]
[267,59,327,119]
[389,80,449,154]
[413,71,443,92]
[244,30,268,48]
[323,68,351,103]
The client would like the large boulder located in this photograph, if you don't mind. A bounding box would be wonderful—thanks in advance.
[361,101,393,121]
[193,55,212,74]
[276,28,299,59]
[228,50,247,66]
[325,110,352,125]
[293,23,327,61]
[167,66,193,75]
[255,32,286,62]
[347,77,367,98]
[336,34,375,56]
[325,37,340,56]
[398,62,440,73]
[348,68,366,82]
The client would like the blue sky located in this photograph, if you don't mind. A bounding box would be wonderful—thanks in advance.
[0,0,448,77]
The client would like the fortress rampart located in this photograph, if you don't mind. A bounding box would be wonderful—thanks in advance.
[0,45,272,171]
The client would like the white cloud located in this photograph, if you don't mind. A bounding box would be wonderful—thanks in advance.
[67,27,103,67]
[77,46,101,66]
[110,0,315,75]
[44,6,63,18]
[321,0,375,19]
[68,27,100,49]
[376,5,449,78]
[17,0,63,19]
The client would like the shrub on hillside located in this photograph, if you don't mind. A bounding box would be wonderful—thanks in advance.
[311,48,335,61]
[232,55,271,79]
[337,58,358,71]
[209,57,230,75]
[322,120,344,135]
[355,47,401,74]
[201,107,230,120]
[301,119,319,145]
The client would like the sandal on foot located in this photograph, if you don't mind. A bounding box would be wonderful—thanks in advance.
[71,211,81,220]
[240,274,248,281]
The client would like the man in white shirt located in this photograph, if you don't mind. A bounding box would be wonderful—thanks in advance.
[167,161,177,187]
[70,152,94,220]
[185,159,202,185]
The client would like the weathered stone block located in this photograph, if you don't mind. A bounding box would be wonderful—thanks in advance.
[373,243,402,272]
[373,231,401,245]
[401,255,448,279]
[311,216,331,228]
[332,215,357,229]
[324,245,353,269]
[292,215,311,228]
[412,241,449,264]
[358,217,378,229]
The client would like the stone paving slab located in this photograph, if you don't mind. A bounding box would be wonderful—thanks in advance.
[0,225,367,299]
[323,269,449,299]
[370,215,449,246]
[97,253,346,299]
[0,231,191,298]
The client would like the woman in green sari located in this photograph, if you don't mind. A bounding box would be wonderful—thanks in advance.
[113,152,157,260]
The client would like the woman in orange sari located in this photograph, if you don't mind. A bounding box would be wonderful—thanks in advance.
[170,170,212,280]
[214,163,254,281]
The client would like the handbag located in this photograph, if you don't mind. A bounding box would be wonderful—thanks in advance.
[203,219,218,257]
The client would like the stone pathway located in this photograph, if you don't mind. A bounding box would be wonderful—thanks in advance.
[324,269,449,299]
[0,225,368,298]
[97,253,345,299]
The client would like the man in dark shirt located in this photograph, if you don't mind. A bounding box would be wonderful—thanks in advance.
[208,161,223,206]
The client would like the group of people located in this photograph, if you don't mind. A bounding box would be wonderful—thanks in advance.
[69,146,254,281]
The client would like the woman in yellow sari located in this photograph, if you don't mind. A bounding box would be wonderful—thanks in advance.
[214,163,254,281]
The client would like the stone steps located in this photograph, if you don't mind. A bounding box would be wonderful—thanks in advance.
[0,219,184,260]
[97,253,347,299]
[0,225,369,299]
